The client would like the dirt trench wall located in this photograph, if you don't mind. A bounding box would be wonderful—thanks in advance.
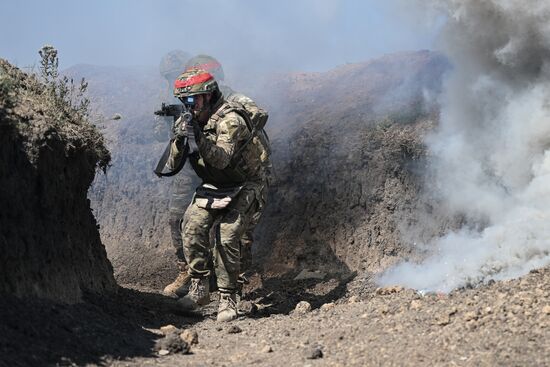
[0,60,116,303]
[254,51,451,277]
[256,118,434,276]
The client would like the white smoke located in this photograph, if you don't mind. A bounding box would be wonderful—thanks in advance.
[379,0,550,292]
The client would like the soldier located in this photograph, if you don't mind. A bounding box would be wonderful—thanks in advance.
[185,55,270,276]
[155,50,198,299]
[162,55,270,298]
[168,68,269,321]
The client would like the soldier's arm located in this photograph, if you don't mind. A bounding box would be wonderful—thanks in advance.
[197,112,248,169]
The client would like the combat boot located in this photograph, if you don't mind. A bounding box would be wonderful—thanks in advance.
[217,292,238,322]
[178,277,210,310]
[162,271,191,298]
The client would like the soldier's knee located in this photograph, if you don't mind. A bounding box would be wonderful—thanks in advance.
[219,225,243,248]
[184,221,209,236]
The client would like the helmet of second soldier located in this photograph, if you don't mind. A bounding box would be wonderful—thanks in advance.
[173,69,219,100]
[185,54,225,81]
[160,50,191,82]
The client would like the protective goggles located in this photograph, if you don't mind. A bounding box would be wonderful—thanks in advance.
[182,96,196,108]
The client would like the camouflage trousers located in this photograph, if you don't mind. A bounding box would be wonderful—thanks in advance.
[169,171,197,263]
[181,187,259,292]
[239,184,267,272]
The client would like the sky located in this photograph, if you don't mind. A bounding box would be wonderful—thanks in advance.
[0,0,443,74]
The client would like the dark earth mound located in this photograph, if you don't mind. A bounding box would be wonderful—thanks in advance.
[0,59,115,303]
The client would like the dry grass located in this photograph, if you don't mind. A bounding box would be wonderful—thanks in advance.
[0,48,110,171]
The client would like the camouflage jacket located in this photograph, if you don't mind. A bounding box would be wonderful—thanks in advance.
[168,98,267,188]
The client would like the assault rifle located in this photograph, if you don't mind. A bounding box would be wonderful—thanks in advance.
[154,103,184,136]
[153,102,197,177]
[154,102,184,119]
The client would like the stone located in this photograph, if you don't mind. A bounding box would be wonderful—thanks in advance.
[542,305,550,315]
[239,300,258,315]
[464,311,479,322]
[160,324,178,335]
[294,269,326,281]
[410,300,422,310]
[180,329,199,345]
[320,302,336,312]
[154,331,190,355]
[376,286,404,295]
[158,349,170,356]
[262,345,273,353]
[227,325,242,334]
[294,301,312,314]
[306,346,323,359]
[435,314,451,326]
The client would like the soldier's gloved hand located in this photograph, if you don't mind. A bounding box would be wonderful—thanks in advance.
[173,118,187,139]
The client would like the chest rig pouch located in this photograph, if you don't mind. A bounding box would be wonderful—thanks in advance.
[194,183,243,210]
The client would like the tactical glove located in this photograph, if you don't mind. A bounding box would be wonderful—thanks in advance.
[173,117,187,139]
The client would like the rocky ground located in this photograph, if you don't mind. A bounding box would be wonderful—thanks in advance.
[111,267,550,367]
[3,265,546,366]
[161,283,548,365]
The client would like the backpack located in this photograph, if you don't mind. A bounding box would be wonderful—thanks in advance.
[213,95,271,174]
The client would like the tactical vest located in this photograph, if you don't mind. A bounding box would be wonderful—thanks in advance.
[188,101,269,187]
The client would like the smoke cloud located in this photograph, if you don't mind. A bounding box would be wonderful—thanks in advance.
[379,0,550,292]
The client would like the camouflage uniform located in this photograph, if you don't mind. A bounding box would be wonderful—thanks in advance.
[165,83,269,274]
[154,50,194,267]
[168,98,267,292]
[224,89,270,273]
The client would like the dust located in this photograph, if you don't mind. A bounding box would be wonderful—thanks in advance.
[379,0,550,292]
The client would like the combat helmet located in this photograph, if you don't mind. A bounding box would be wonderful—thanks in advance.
[185,54,225,81]
[173,69,219,99]
[159,50,191,82]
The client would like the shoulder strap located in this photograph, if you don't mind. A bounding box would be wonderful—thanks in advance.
[213,101,254,131]
[210,101,258,168]
[153,137,189,177]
